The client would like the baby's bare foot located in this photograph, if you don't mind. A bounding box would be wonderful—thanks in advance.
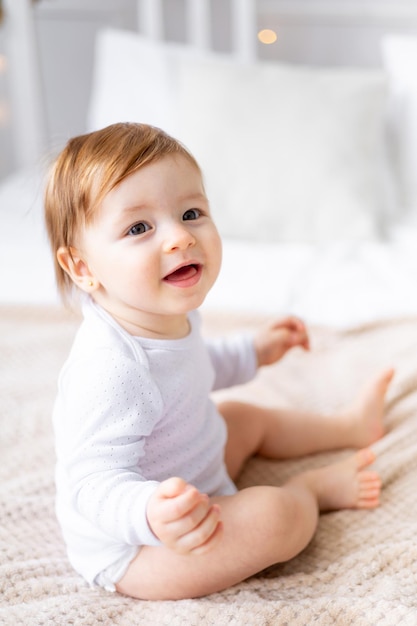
[293,448,381,512]
[342,368,394,448]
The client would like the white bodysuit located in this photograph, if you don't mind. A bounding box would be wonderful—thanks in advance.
[53,298,257,586]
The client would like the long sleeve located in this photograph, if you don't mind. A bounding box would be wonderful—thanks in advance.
[55,349,163,546]
[205,333,257,391]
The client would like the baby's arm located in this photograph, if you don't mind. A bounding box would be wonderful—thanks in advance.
[147,478,223,555]
[254,316,310,367]
[205,315,309,390]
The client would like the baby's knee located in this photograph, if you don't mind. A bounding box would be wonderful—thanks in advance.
[265,487,319,561]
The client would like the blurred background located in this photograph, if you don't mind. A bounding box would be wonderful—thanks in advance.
[2,0,417,318]
[2,0,417,181]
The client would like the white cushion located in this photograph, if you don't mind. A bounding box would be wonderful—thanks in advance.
[88,29,224,136]
[178,57,390,242]
[382,35,417,212]
[87,29,183,136]
[88,29,390,243]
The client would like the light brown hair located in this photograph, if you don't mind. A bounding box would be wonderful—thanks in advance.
[44,122,200,300]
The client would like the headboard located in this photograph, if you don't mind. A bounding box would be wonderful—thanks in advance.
[138,0,257,61]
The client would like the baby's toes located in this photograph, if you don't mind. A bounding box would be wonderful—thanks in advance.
[357,472,381,508]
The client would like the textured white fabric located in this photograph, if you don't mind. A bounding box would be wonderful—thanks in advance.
[53,299,257,585]
[94,547,139,592]
[4,306,417,623]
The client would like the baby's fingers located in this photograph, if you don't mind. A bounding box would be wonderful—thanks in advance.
[153,479,207,522]
[162,485,209,524]
[177,504,223,554]
[157,476,188,499]
[164,494,212,538]
[272,315,304,332]
[282,318,309,350]
[293,328,310,351]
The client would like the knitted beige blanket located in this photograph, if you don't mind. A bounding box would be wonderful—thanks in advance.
[1,306,417,625]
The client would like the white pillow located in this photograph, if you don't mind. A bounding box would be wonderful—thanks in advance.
[88,29,390,243]
[382,35,417,212]
[88,28,226,134]
[87,29,183,135]
[178,57,390,242]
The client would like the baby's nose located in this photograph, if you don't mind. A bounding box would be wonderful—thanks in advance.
[163,223,196,252]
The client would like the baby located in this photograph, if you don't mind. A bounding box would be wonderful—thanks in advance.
[44,122,393,600]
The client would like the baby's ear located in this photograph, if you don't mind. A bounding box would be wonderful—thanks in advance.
[57,246,98,293]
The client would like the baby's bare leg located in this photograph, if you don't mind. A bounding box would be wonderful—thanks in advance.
[221,368,393,479]
[116,449,378,601]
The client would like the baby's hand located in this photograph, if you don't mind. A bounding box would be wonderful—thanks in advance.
[254,315,310,367]
[147,477,222,555]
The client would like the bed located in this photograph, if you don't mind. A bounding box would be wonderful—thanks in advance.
[2,1,417,623]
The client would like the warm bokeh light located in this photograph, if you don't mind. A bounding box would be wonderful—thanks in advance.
[257,29,277,45]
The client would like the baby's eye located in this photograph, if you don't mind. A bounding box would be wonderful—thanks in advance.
[127,222,151,236]
[182,209,201,221]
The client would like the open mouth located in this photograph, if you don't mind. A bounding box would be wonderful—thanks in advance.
[163,263,201,284]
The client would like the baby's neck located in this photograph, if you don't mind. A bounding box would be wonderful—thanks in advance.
[126,316,191,340]
[109,308,190,339]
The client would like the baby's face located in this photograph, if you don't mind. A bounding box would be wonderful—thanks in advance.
[76,154,222,337]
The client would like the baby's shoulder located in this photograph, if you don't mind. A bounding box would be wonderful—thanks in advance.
[71,313,149,366]
[59,314,156,396]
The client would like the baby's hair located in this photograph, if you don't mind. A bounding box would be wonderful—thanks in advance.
[44,122,201,301]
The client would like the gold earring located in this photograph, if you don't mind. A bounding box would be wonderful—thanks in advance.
[88,280,94,287]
